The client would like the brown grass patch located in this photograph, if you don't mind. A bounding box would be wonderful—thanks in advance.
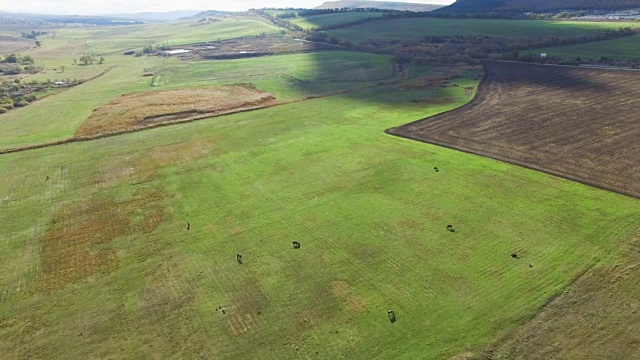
[331,280,367,313]
[142,206,164,233]
[490,228,640,360]
[37,197,127,291]
[225,277,269,336]
[36,186,167,291]
[75,86,277,138]
[0,36,32,54]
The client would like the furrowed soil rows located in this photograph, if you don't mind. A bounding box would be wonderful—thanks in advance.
[388,61,640,198]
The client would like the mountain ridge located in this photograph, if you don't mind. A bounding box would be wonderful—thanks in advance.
[439,0,640,13]
[315,1,445,12]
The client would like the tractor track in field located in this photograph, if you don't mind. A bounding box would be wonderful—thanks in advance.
[387,61,640,200]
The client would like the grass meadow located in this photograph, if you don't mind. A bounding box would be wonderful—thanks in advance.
[0,51,395,150]
[151,51,397,99]
[290,12,385,30]
[327,18,640,43]
[1,77,638,358]
[0,15,639,359]
[527,33,640,61]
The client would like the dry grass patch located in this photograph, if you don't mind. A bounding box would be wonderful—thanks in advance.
[35,186,167,292]
[76,86,277,138]
[490,229,640,360]
[331,280,367,313]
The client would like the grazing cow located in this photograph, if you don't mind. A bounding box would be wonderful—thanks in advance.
[45,176,50,182]
[388,310,396,323]
[511,253,520,259]
[434,167,439,172]
[187,222,191,231]
[293,241,301,249]
[529,264,533,268]
[237,254,243,264]
[447,225,455,232]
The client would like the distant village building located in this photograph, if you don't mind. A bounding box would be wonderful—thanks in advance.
[540,53,548,59]
[54,81,64,86]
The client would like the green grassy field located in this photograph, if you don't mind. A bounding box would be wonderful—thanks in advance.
[290,12,385,30]
[0,51,395,150]
[328,18,640,43]
[526,34,640,61]
[152,51,396,99]
[1,16,639,360]
[58,18,280,55]
[0,76,638,358]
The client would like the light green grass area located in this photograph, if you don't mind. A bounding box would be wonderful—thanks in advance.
[0,18,279,58]
[0,56,174,150]
[328,18,640,43]
[0,16,285,150]
[527,34,640,61]
[152,51,396,99]
[58,18,280,54]
[290,12,385,30]
[1,17,639,359]
[0,51,394,150]
[0,78,638,359]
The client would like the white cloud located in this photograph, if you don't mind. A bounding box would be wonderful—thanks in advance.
[3,0,454,15]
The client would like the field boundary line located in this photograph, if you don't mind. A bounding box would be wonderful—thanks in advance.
[490,59,640,72]
[386,61,640,200]
[385,129,639,200]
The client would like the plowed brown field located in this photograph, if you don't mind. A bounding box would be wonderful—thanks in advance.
[387,61,640,198]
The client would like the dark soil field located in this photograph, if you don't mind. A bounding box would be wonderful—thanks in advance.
[387,61,640,198]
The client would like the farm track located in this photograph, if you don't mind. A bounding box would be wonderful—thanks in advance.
[387,61,640,199]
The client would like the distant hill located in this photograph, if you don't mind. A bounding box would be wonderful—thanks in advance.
[0,11,141,25]
[316,1,445,12]
[110,11,202,22]
[180,10,236,20]
[439,0,640,13]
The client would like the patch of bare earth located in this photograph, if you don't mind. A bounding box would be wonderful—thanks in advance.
[388,61,640,198]
[483,228,640,360]
[75,86,277,138]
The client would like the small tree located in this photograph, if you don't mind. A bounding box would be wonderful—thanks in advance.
[99,56,105,64]
[4,54,18,63]
[21,55,34,65]
[72,58,77,65]
[35,40,41,47]
[79,55,93,65]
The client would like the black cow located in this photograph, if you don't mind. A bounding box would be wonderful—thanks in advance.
[293,241,301,249]
[237,254,243,264]
[388,310,396,323]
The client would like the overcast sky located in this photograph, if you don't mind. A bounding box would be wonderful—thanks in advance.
[2,0,455,15]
